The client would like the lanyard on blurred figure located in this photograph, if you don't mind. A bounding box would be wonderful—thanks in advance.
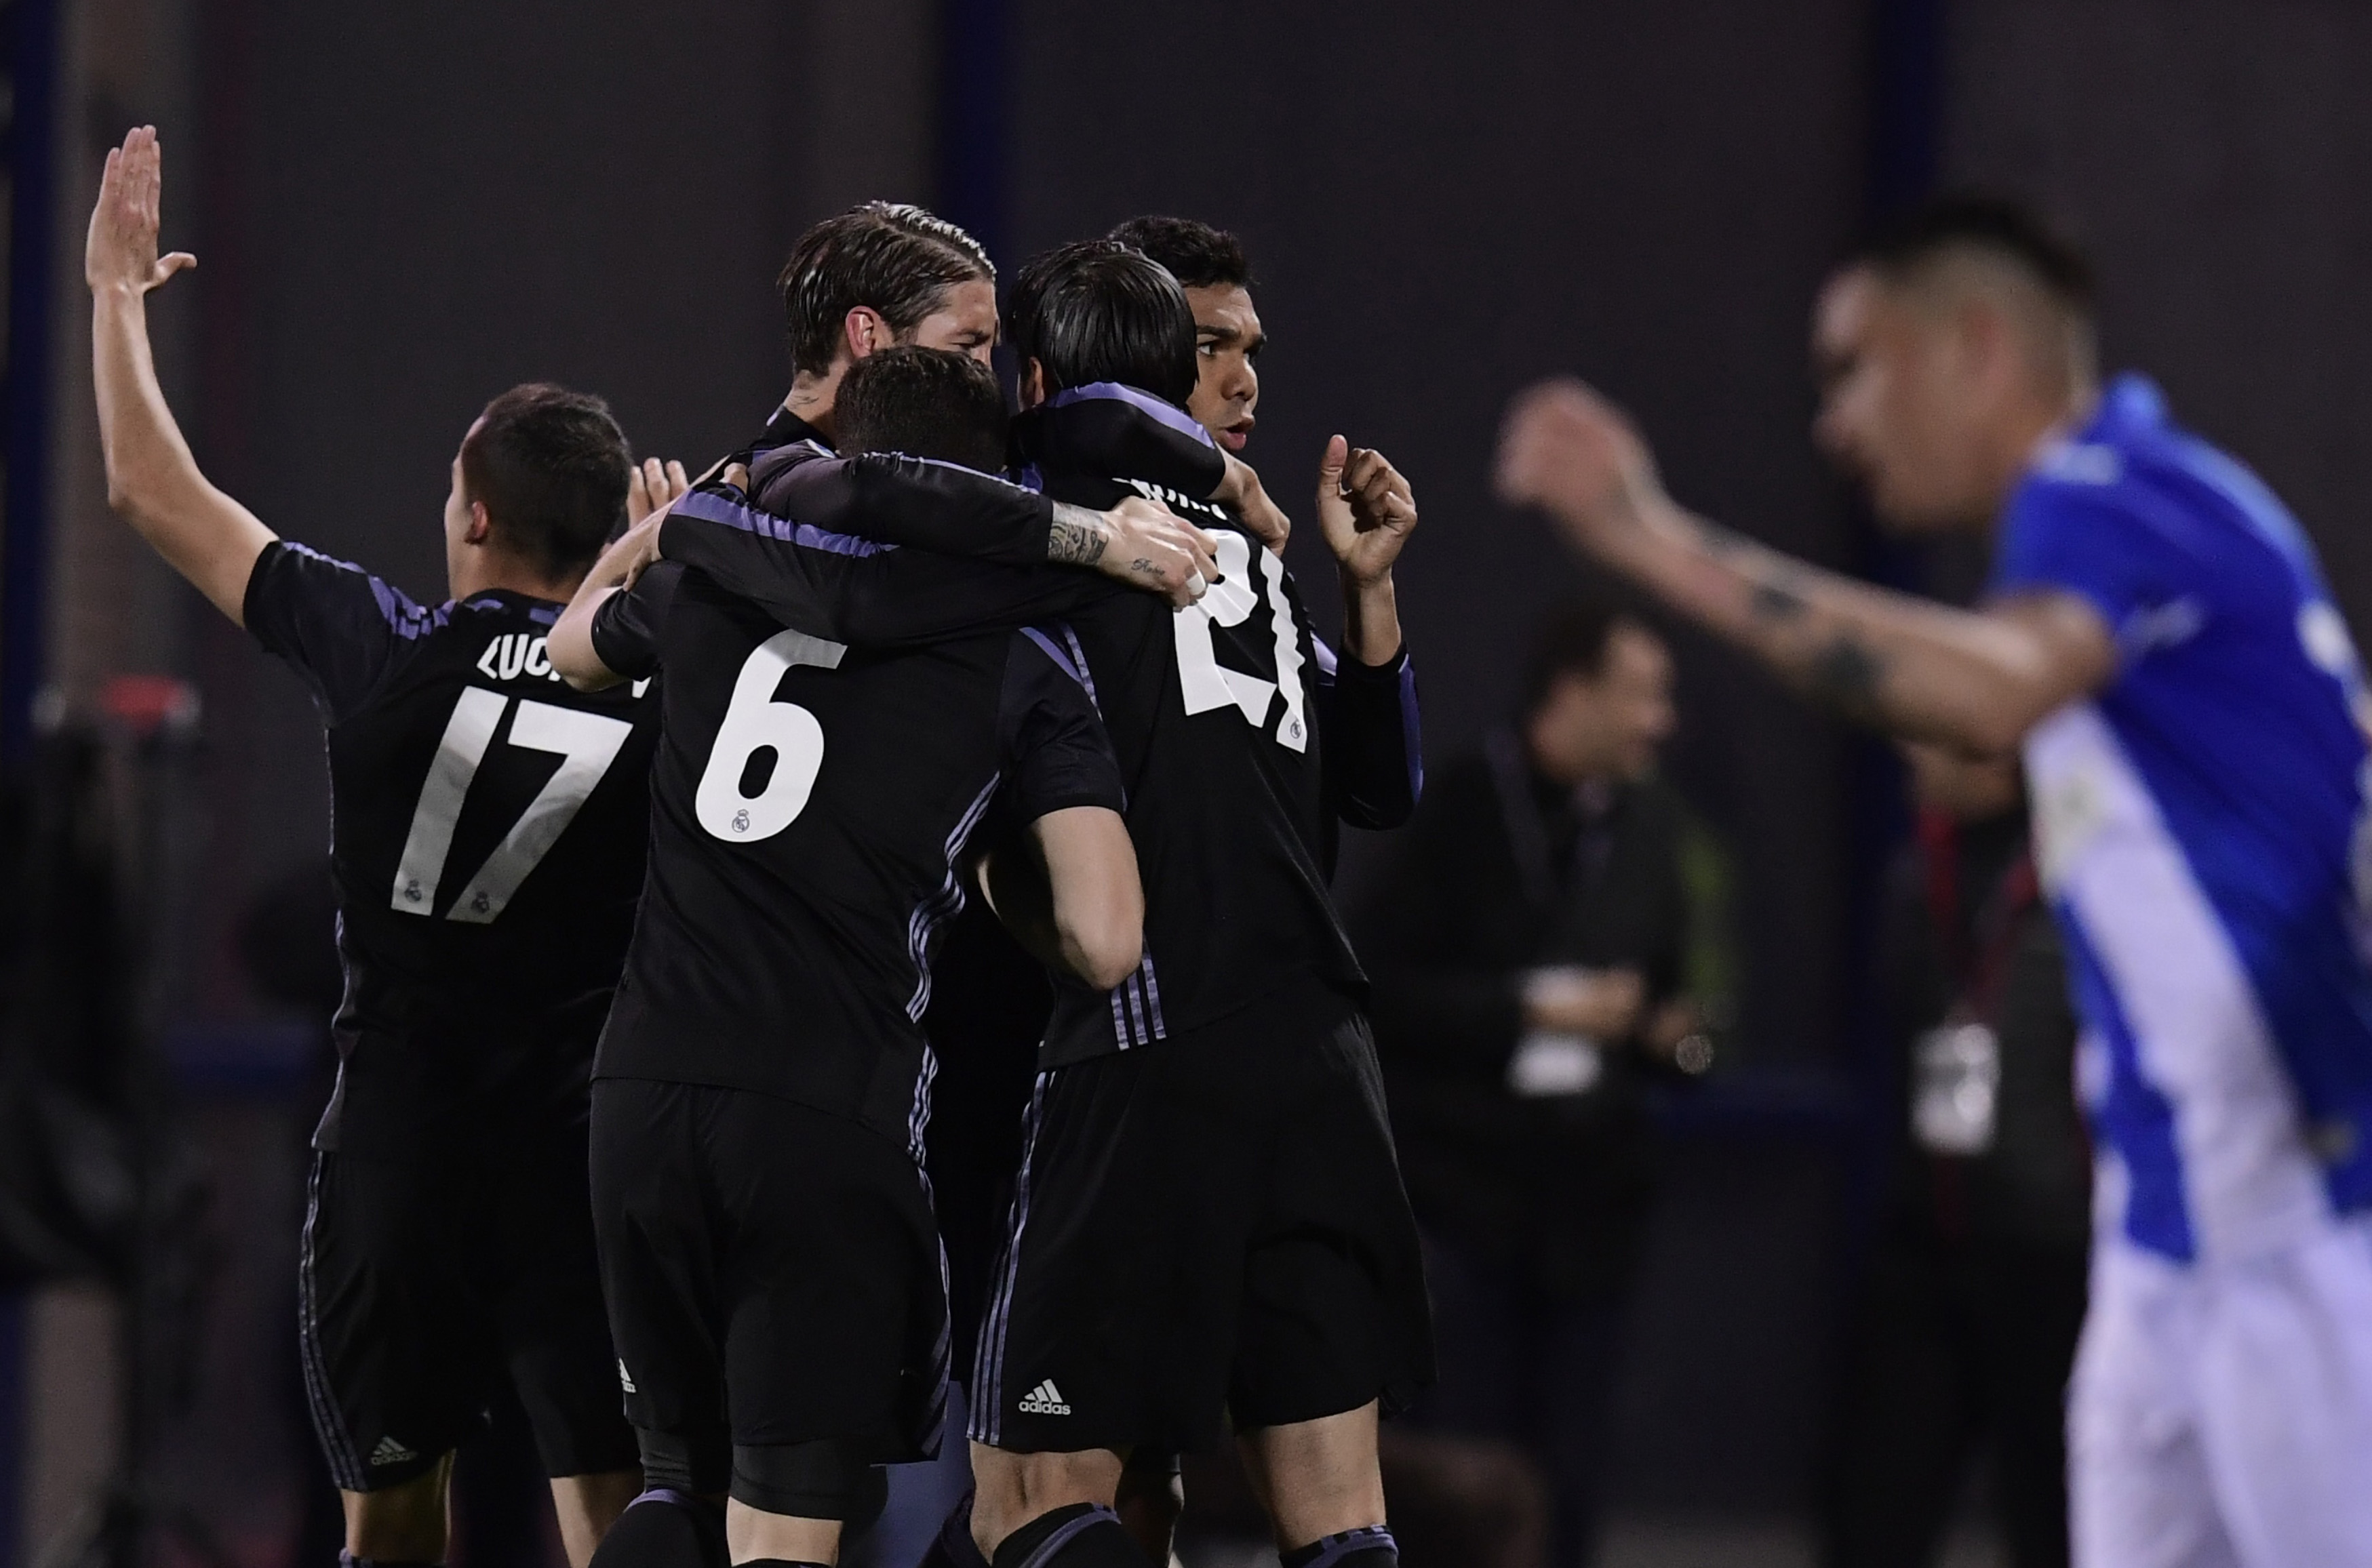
[1488,729,1623,1097]
[1910,808,2042,1163]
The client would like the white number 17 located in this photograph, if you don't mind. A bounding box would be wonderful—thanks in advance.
[391,689,633,924]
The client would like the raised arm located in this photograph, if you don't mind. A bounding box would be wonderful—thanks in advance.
[1318,434,1417,664]
[1308,435,1424,827]
[1495,379,2114,752]
[87,126,274,624]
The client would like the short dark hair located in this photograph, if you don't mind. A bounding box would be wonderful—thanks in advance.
[1857,193,2096,315]
[1519,595,1646,715]
[1008,241,1198,408]
[458,383,630,580]
[834,347,1010,475]
[778,202,995,378]
[1106,215,1254,291]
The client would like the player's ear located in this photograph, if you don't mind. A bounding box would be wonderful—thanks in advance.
[1017,358,1048,410]
[844,305,890,361]
[465,498,494,548]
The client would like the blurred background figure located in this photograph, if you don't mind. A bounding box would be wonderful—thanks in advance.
[1358,596,1704,1568]
[1821,744,2087,1568]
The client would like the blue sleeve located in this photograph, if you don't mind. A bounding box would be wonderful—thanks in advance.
[242,540,445,723]
[1989,477,2186,639]
[1314,638,1423,830]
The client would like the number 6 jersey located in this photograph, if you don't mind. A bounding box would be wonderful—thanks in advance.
[585,561,1126,1143]
[243,541,660,1136]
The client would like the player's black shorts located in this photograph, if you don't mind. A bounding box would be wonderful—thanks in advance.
[589,1078,948,1514]
[968,987,1434,1455]
[298,1092,636,1491]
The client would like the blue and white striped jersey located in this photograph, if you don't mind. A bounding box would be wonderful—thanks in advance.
[1992,374,2372,1264]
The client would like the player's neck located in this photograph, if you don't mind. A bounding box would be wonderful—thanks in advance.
[1979,376,2100,530]
[448,550,582,606]
[782,374,841,445]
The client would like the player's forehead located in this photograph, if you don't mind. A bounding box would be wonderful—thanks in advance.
[1185,283,1261,344]
[913,277,1000,341]
[1812,266,1887,361]
[1815,264,1943,368]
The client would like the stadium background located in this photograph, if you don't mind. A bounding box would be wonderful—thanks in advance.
[2,0,2368,1563]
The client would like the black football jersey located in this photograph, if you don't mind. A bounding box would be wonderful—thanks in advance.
[1006,390,1424,1063]
[663,388,1424,1067]
[243,541,660,1119]
[586,561,1124,1142]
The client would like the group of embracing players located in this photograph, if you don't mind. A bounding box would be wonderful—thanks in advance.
[88,122,1430,1568]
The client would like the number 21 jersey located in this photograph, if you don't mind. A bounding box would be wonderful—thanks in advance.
[243,541,659,1109]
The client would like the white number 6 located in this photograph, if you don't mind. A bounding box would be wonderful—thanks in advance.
[696,627,846,843]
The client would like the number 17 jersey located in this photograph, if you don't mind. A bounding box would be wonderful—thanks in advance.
[243,541,660,1131]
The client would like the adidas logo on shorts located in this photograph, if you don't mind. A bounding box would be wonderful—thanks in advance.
[1016,1379,1071,1416]
[370,1436,417,1467]
[618,1359,637,1394]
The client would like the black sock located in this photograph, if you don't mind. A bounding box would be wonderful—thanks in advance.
[915,1491,991,1568]
[988,1502,1142,1568]
[1281,1525,1399,1567]
[585,1487,727,1568]
[338,1555,441,1568]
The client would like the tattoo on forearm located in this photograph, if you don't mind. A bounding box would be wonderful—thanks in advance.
[1807,635,1886,718]
[1048,502,1109,566]
[1695,519,1753,557]
[1751,572,1810,622]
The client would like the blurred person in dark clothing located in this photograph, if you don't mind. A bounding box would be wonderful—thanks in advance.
[1360,597,1699,1568]
[1823,744,2088,1568]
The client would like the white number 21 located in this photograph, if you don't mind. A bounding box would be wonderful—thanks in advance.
[391,689,634,924]
[1173,531,1308,752]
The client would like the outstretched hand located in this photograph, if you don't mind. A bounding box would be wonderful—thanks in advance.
[1316,435,1417,586]
[1494,378,1666,559]
[612,458,690,589]
[627,456,691,527]
[87,127,195,297]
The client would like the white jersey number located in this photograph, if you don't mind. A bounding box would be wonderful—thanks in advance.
[1172,531,1308,752]
[695,627,847,843]
[391,689,635,923]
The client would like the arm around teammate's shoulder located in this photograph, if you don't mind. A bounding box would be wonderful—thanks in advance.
[88,127,273,625]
